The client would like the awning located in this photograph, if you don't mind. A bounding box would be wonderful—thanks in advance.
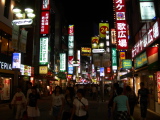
[120,72,133,79]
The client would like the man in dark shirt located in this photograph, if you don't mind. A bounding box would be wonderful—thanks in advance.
[138,82,149,120]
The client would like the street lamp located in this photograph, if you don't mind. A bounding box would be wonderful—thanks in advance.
[12,6,35,19]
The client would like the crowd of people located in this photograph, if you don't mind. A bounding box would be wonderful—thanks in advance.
[10,81,150,120]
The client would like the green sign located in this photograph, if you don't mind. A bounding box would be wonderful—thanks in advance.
[112,48,117,70]
[60,53,66,71]
[39,37,48,65]
[122,59,132,69]
[134,52,147,69]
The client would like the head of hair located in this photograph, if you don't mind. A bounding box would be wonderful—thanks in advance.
[117,87,123,95]
[77,89,85,97]
[53,86,62,94]
[140,82,144,86]
[126,86,131,91]
[113,83,119,89]
[66,87,75,98]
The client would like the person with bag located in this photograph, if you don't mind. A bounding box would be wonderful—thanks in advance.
[62,87,75,120]
[125,86,137,120]
[113,87,130,120]
[50,86,64,120]
[27,86,40,119]
[70,89,88,120]
[11,86,26,120]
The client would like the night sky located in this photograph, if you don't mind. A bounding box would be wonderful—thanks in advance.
[61,0,114,48]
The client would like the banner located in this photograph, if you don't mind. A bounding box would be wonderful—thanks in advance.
[19,29,28,53]
[12,24,19,50]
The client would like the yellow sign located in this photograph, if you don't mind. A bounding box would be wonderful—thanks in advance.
[39,66,48,74]
[99,23,109,38]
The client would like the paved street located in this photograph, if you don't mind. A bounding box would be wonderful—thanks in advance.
[0,94,160,120]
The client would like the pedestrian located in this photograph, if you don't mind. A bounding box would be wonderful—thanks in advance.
[27,82,32,103]
[27,86,40,119]
[113,87,130,120]
[107,83,119,119]
[70,89,89,120]
[137,82,150,120]
[125,86,137,119]
[62,87,75,120]
[50,86,64,120]
[11,86,26,120]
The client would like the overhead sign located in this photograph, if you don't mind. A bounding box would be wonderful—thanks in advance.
[92,49,105,53]
[12,19,33,26]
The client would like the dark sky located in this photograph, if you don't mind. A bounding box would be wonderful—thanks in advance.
[61,0,114,48]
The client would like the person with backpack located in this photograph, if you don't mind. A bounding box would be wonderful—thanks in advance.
[125,85,137,119]
[137,82,150,120]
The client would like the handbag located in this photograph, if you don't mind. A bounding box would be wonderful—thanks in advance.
[76,97,89,119]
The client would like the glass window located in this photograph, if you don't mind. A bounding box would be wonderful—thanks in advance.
[3,0,11,18]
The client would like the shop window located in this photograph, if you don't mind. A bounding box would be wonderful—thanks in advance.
[3,0,11,19]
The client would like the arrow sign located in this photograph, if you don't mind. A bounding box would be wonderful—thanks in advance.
[92,49,105,53]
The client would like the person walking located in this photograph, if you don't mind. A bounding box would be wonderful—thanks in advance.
[70,89,89,120]
[113,87,130,120]
[62,87,75,120]
[125,86,137,119]
[27,86,40,120]
[50,86,64,120]
[11,86,26,120]
[137,82,150,120]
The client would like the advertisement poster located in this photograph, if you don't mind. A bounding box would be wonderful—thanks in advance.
[12,53,21,69]
[0,78,10,100]
[100,67,105,77]
[157,71,160,104]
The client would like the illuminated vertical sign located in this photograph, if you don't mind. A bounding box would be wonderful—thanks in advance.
[39,37,48,65]
[40,11,50,34]
[111,29,116,44]
[99,23,109,38]
[12,53,21,69]
[77,50,81,73]
[42,0,50,10]
[60,53,66,71]
[112,48,117,70]
[100,67,105,77]
[114,0,128,50]
[68,25,74,74]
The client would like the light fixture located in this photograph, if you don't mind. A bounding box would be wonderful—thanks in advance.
[12,7,21,14]
[27,13,35,18]
[25,8,34,13]
[15,13,23,18]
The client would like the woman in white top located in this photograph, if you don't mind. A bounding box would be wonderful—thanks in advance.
[51,86,64,120]
[71,89,88,120]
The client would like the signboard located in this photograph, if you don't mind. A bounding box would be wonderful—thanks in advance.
[81,47,91,56]
[20,64,31,76]
[91,37,99,49]
[92,49,105,53]
[112,48,117,70]
[122,59,132,69]
[114,0,128,50]
[0,61,12,70]
[157,71,160,104]
[12,19,33,26]
[39,37,48,65]
[68,36,74,48]
[60,53,66,71]
[140,2,156,20]
[12,24,19,50]
[100,67,105,77]
[42,0,50,10]
[19,29,28,53]
[111,29,116,44]
[40,11,50,34]
[99,23,109,38]
[39,66,48,74]
[134,52,147,69]
[132,19,160,58]
[12,53,21,69]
